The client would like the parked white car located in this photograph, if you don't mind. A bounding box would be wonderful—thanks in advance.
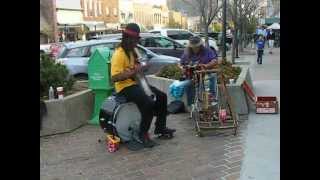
[149,29,219,52]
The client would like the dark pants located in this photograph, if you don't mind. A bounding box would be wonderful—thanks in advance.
[257,49,264,64]
[118,85,167,135]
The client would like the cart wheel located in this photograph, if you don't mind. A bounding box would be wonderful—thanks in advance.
[233,127,237,136]
[197,131,204,137]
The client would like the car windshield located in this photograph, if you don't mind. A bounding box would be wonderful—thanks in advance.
[65,47,88,58]
[140,37,174,48]
[90,43,115,54]
[150,31,160,34]
[167,30,194,40]
[155,37,174,48]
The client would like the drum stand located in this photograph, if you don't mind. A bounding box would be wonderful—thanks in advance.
[191,69,238,137]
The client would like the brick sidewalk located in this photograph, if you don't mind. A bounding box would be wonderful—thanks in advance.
[41,113,248,180]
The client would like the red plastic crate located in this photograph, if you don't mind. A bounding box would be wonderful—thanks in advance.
[256,96,279,114]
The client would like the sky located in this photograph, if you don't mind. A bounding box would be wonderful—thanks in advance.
[133,0,166,5]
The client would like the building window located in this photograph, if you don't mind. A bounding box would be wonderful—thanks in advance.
[88,0,92,16]
[98,1,102,16]
[113,8,117,16]
[88,0,92,11]
[106,7,109,16]
[83,0,87,17]
[94,0,98,17]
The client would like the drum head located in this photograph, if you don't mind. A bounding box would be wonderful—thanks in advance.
[114,103,141,142]
[99,96,118,133]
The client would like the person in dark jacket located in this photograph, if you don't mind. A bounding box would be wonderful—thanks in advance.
[256,35,265,64]
[267,29,276,54]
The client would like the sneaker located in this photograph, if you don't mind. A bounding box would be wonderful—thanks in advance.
[126,140,144,151]
[154,127,176,135]
[139,133,158,148]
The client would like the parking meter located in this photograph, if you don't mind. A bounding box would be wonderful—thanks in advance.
[88,48,113,125]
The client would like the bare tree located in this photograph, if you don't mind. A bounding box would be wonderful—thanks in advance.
[271,0,280,17]
[183,0,222,48]
[227,0,259,60]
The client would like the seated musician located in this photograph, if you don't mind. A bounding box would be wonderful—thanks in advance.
[110,23,176,150]
[180,36,221,107]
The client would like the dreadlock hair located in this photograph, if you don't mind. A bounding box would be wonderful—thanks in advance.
[116,33,138,61]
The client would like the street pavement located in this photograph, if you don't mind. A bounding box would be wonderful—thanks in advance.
[237,48,280,180]
[41,113,248,180]
[40,47,280,180]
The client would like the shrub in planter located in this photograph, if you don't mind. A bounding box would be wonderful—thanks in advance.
[156,62,241,84]
[156,64,183,80]
[213,61,241,83]
[40,54,75,99]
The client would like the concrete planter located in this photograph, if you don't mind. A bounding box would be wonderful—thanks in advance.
[40,89,94,136]
[146,75,189,106]
[226,65,253,120]
[146,65,253,120]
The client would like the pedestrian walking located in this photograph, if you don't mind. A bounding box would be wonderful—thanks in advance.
[251,33,256,49]
[256,35,265,65]
[267,29,275,54]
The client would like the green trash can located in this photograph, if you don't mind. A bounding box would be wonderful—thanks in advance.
[88,47,113,125]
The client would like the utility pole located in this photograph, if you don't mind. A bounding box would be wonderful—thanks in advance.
[52,0,58,43]
[231,0,238,64]
[222,0,227,60]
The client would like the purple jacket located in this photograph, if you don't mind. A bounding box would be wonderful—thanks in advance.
[180,47,218,65]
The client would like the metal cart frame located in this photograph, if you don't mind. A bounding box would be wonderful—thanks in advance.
[191,69,239,136]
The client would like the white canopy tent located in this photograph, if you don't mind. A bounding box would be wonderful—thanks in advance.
[267,23,280,30]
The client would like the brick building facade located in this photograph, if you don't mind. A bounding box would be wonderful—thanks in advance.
[81,0,120,32]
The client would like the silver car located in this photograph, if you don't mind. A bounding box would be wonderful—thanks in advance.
[57,39,180,79]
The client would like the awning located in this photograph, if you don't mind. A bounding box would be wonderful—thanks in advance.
[82,21,106,31]
[105,23,120,30]
[57,23,84,28]
[264,17,280,25]
[267,23,280,30]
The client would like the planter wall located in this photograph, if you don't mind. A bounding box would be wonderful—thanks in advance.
[40,89,94,136]
[146,65,253,120]
[226,65,253,120]
[146,75,189,106]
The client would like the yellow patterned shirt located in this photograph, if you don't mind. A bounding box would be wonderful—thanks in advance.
[111,47,137,93]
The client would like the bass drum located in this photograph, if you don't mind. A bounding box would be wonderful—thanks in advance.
[99,96,118,135]
[99,96,142,142]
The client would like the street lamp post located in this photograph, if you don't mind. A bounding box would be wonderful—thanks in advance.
[222,0,227,60]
